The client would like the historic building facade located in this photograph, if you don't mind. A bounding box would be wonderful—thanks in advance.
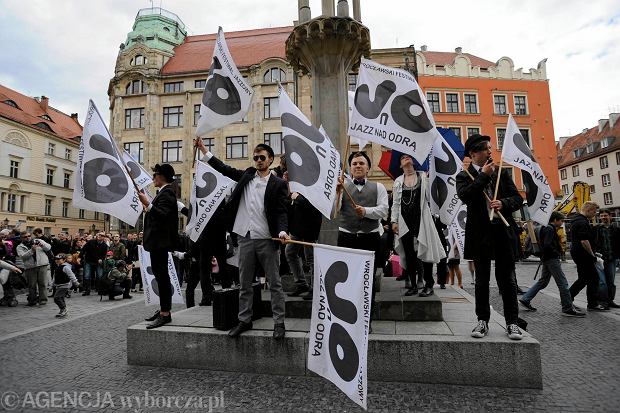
[0,85,103,235]
[557,114,620,221]
[108,8,560,229]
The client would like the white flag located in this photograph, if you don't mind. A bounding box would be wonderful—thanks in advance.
[308,244,374,410]
[185,160,234,242]
[349,57,440,164]
[429,134,463,225]
[138,246,184,306]
[348,90,368,149]
[501,114,553,225]
[72,100,141,226]
[195,27,254,136]
[279,83,341,219]
[121,150,152,190]
[449,204,467,259]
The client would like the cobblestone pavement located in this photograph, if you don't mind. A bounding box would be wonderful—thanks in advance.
[0,261,618,412]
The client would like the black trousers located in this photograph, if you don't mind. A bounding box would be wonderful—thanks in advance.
[337,231,381,317]
[569,256,599,307]
[149,249,172,312]
[474,256,519,325]
[400,233,426,289]
[423,259,447,288]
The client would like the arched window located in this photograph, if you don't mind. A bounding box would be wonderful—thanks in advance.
[131,54,147,66]
[3,99,19,109]
[33,122,54,132]
[263,68,286,83]
[40,114,53,122]
[125,80,147,95]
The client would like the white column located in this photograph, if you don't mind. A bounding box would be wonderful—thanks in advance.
[322,0,334,16]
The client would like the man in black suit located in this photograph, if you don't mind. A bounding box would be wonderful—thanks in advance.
[195,139,289,339]
[456,134,524,340]
[138,163,180,329]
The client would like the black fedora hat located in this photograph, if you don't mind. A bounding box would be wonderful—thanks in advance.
[463,134,491,157]
[152,163,175,182]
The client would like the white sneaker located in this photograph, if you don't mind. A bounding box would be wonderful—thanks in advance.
[471,320,488,338]
[506,323,523,340]
[58,308,68,318]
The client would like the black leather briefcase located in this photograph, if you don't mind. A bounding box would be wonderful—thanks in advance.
[252,282,263,321]
[212,288,239,331]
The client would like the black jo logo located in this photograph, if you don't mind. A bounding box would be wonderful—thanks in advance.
[282,112,324,186]
[325,261,360,383]
[83,134,129,204]
[430,141,458,210]
[203,56,241,116]
[354,80,433,133]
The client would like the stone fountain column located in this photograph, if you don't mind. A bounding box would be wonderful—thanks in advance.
[288,0,371,244]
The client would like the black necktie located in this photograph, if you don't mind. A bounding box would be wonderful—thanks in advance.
[353,179,365,186]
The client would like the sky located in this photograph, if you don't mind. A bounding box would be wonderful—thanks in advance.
[0,0,619,139]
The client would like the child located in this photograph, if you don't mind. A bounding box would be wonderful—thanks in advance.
[52,254,79,317]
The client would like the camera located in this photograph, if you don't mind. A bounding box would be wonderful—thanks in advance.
[32,239,41,245]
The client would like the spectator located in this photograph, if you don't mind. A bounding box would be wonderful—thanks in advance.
[81,232,107,296]
[105,260,132,300]
[595,209,620,308]
[110,234,127,261]
[16,231,52,306]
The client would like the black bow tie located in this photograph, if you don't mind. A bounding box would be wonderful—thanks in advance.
[353,179,366,186]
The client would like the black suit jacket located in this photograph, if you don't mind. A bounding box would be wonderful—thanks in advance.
[143,185,179,252]
[207,155,288,238]
[456,164,522,261]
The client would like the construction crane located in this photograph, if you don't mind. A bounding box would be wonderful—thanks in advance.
[554,181,591,215]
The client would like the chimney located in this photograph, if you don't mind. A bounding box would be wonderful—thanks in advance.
[70,113,79,123]
[39,96,49,112]
[558,136,570,149]
[609,113,620,128]
[455,47,463,54]
[421,45,428,52]
[598,119,608,133]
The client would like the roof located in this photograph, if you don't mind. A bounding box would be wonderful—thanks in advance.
[420,51,496,69]
[557,118,620,168]
[0,84,82,143]
[161,26,293,75]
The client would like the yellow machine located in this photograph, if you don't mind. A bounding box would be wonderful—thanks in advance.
[554,181,591,215]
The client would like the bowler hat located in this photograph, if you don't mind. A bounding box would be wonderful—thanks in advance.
[464,134,491,157]
[152,163,176,182]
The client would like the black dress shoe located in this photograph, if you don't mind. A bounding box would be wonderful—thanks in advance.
[419,287,434,297]
[608,302,620,309]
[146,314,171,329]
[273,323,285,340]
[145,310,160,322]
[404,288,418,296]
[228,321,252,338]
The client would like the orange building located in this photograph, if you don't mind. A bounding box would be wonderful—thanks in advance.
[372,46,560,197]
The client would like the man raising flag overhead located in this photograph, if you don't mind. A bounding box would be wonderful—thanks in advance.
[195,27,254,136]
[500,114,554,226]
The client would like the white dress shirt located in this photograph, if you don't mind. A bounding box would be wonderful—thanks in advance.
[338,179,389,234]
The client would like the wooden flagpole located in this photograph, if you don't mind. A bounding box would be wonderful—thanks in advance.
[489,158,504,220]
[333,139,352,218]
[463,165,509,227]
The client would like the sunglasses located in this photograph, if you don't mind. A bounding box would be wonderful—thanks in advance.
[253,155,267,162]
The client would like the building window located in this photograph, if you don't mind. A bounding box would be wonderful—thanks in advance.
[162,140,183,163]
[586,168,593,177]
[195,138,215,160]
[48,143,55,156]
[65,148,72,160]
[572,165,579,177]
[497,128,506,150]
[130,54,147,66]
[125,80,146,95]
[163,106,183,128]
[603,192,613,205]
[602,174,611,187]
[226,136,248,159]
[44,199,52,216]
[194,79,206,89]
[63,172,71,189]
[94,212,99,220]
[46,168,54,185]
[600,156,608,169]
[514,95,528,115]
[164,82,183,93]
[617,151,620,165]
[7,194,16,213]
[448,127,461,140]
[79,209,85,219]
[573,149,581,158]
[464,94,478,113]
[125,108,145,129]
[347,74,358,91]
[467,127,480,138]
[562,184,569,195]
[586,143,595,154]
[446,93,459,113]
[494,95,507,115]
[193,104,201,126]
[560,169,567,180]
[62,201,69,218]
[263,68,286,83]
[3,99,19,109]
[590,185,596,194]
[264,133,284,155]
[601,137,612,148]
[427,92,440,113]
[9,160,19,178]
[264,97,280,119]
[519,129,531,147]
[124,142,144,163]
